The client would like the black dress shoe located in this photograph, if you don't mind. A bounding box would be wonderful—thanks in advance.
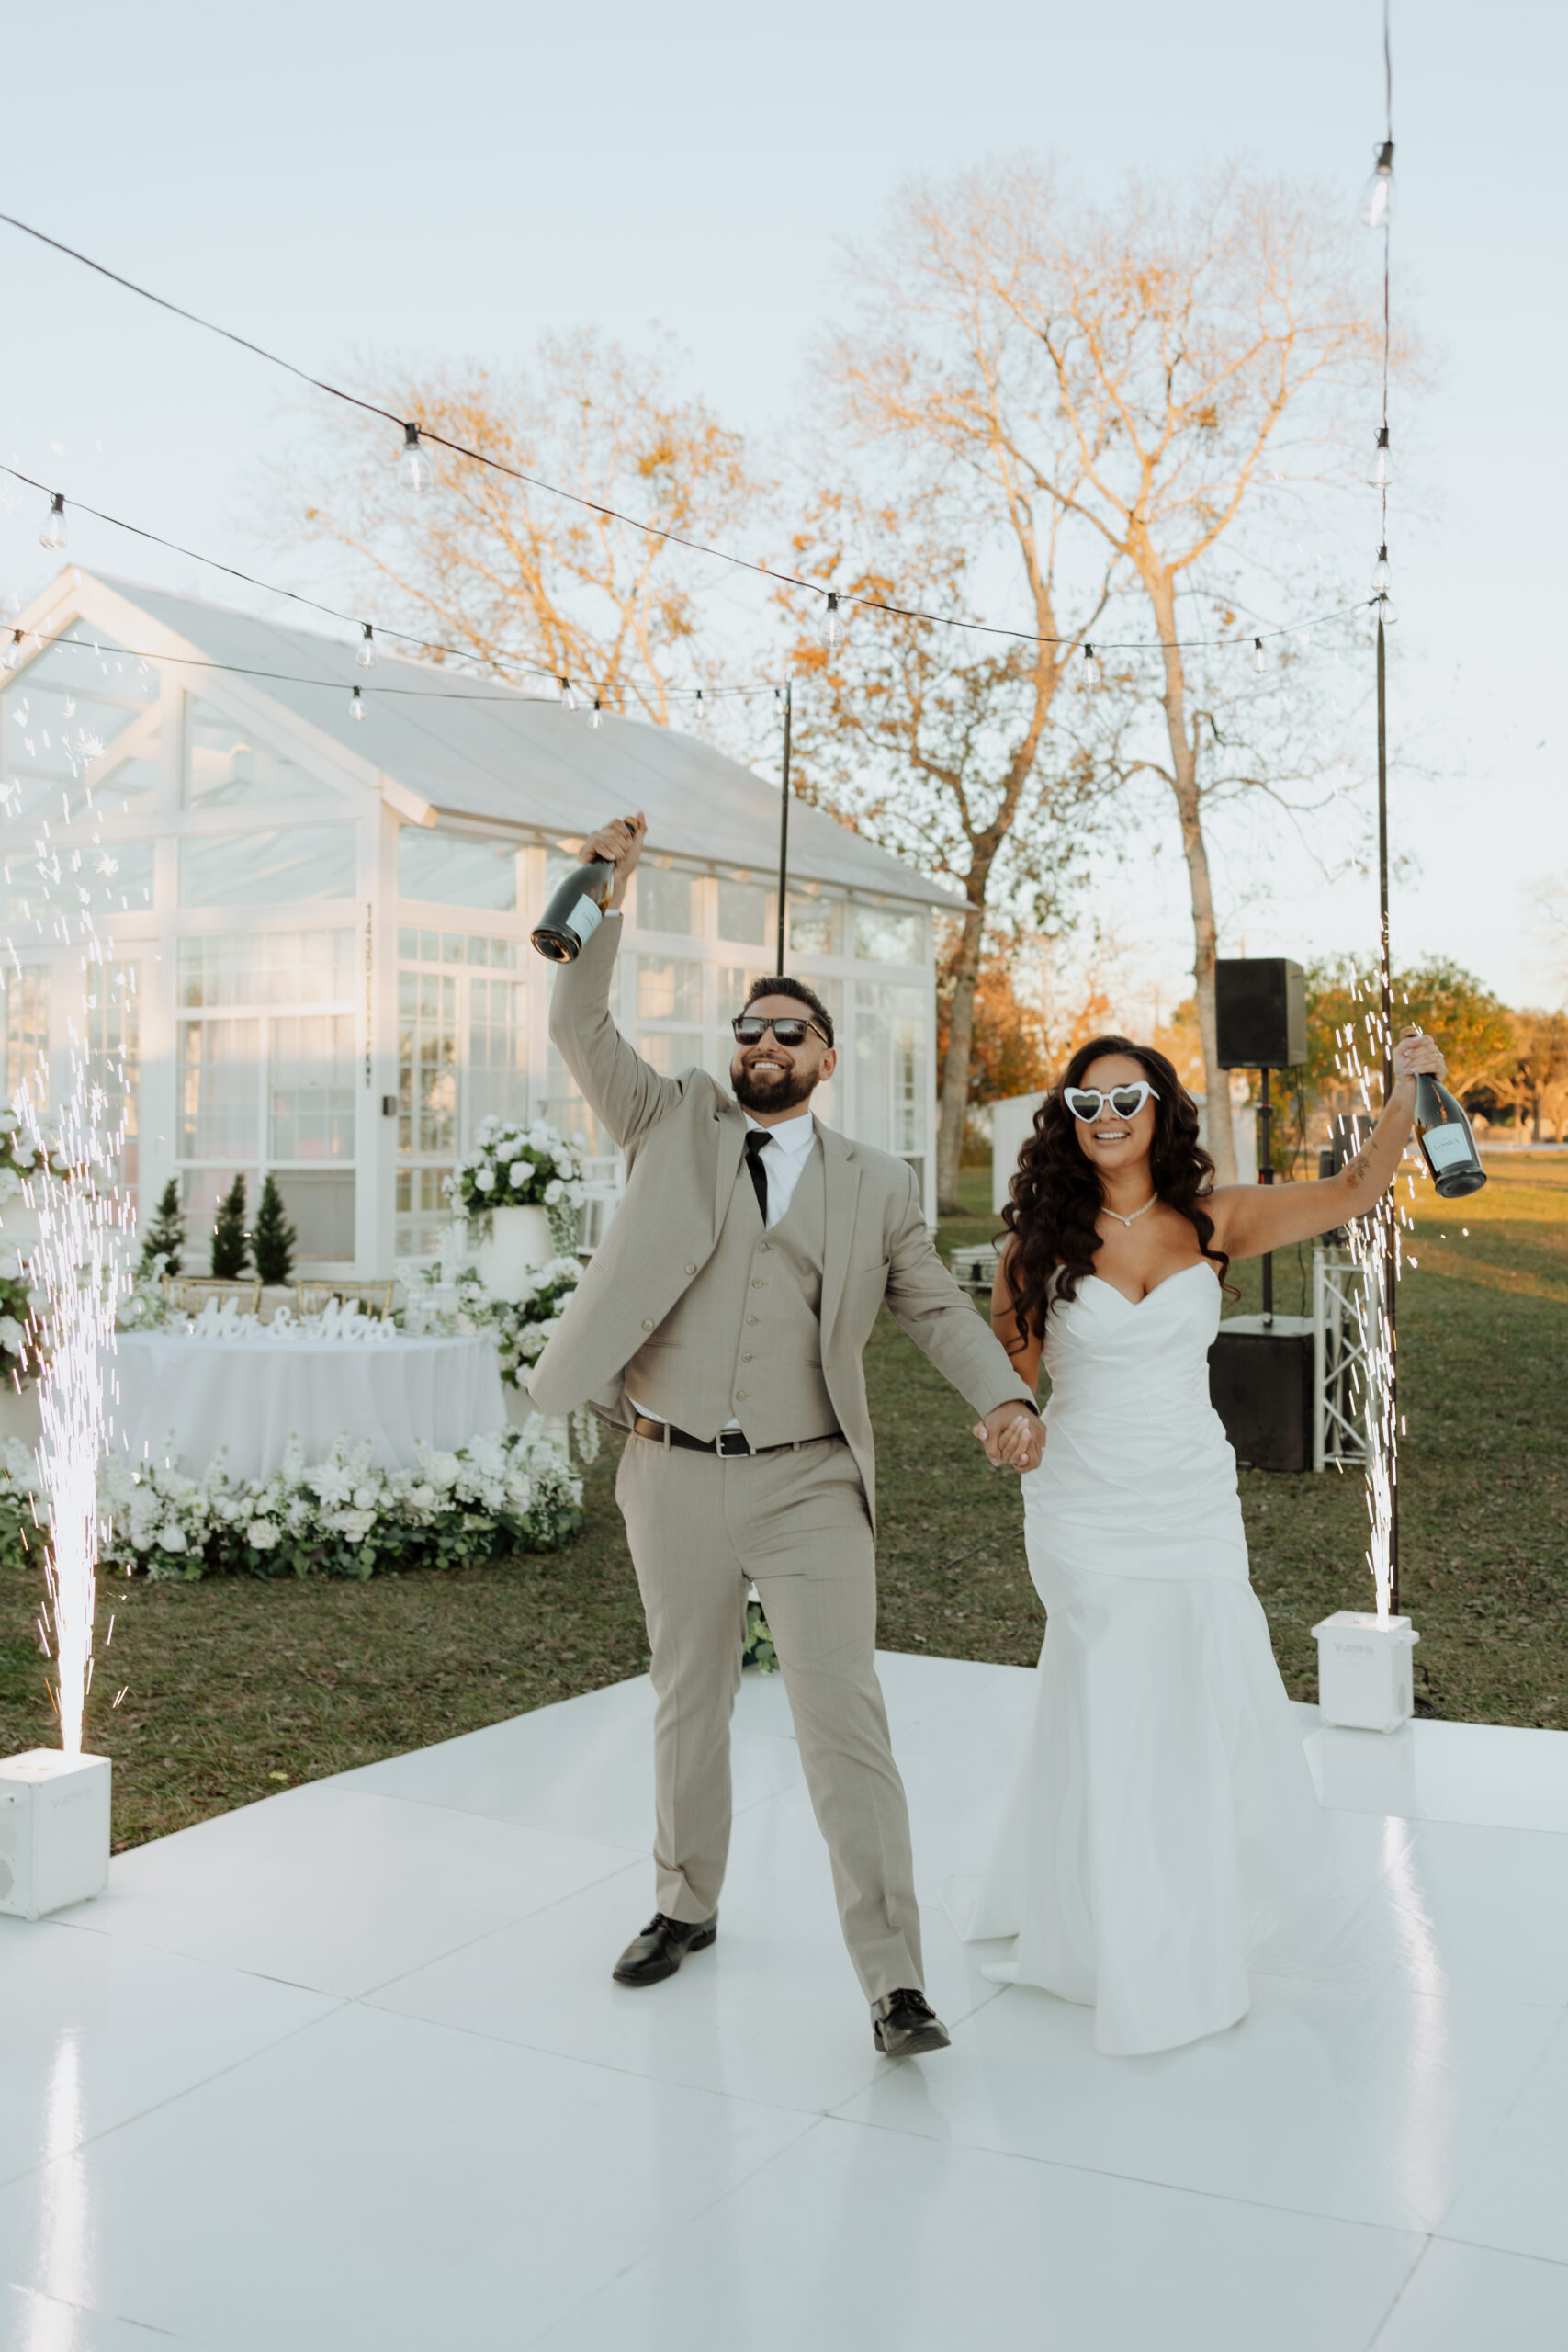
[872,1988,952,2057]
[612,1912,718,1987]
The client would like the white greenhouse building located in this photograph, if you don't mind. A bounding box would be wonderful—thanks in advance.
[1,571,953,1274]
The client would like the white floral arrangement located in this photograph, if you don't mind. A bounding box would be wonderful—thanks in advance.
[445,1117,587,1250]
[116,1252,172,1334]
[0,1421,585,1584]
[400,1254,584,1391]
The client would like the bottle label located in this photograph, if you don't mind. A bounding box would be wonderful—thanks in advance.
[571,896,603,947]
[1423,1123,1472,1170]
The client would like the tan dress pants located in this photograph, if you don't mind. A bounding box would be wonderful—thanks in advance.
[615,1429,923,2004]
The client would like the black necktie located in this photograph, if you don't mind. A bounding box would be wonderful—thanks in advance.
[744,1129,772,1223]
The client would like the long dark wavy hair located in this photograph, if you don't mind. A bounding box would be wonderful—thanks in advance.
[998,1035,1229,1349]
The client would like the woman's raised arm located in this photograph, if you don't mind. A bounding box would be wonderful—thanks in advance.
[1206,1030,1448,1264]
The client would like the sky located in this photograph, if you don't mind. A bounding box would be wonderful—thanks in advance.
[2,0,1562,1016]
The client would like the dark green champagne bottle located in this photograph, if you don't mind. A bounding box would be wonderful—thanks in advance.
[1414,1069,1487,1198]
[530,859,614,963]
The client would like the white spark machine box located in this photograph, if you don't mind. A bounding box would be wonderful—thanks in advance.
[0,1750,112,1918]
[1311,1611,1418,1735]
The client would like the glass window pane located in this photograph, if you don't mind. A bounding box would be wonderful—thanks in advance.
[179,826,356,908]
[717,879,771,947]
[636,956,702,1022]
[397,826,517,910]
[1,628,158,823]
[179,1019,261,1159]
[853,906,926,965]
[394,1165,451,1259]
[635,866,694,934]
[1,839,154,929]
[272,1170,355,1262]
[87,963,140,1195]
[788,895,843,957]
[178,930,354,1007]
[853,984,926,1159]
[468,977,525,1132]
[183,1167,256,1243]
[638,1032,702,1076]
[2,966,50,1111]
[183,703,319,808]
[269,1014,355,1161]
[717,965,750,1023]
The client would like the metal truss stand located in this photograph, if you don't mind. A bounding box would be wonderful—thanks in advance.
[1313,1244,1373,1473]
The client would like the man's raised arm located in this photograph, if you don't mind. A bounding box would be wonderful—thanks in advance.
[547,814,681,1152]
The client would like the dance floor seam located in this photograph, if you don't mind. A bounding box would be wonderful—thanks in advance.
[6,1652,1568,2351]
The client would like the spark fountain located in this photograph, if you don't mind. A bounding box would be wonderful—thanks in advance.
[0,814,134,1916]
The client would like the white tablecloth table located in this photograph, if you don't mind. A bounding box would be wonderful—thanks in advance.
[106,1331,507,1482]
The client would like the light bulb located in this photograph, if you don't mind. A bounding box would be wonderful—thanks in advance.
[1081,641,1099,673]
[1373,425,1390,490]
[1371,544,1392,596]
[4,630,22,673]
[1359,140,1393,230]
[1253,637,1267,675]
[350,685,366,721]
[822,591,847,654]
[356,624,377,670]
[558,676,579,712]
[590,699,603,729]
[39,492,67,552]
[397,422,435,495]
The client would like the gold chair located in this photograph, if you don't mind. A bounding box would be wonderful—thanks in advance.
[294,1279,396,1320]
[164,1277,264,1317]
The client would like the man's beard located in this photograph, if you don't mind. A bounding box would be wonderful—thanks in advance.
[731,1057,818,1115]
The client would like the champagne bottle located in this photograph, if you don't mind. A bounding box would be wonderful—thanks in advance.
[530,822,637,963]
[1414,1068,1487,1198]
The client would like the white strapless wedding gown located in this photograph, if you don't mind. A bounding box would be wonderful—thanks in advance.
[957,1262,1329,2056]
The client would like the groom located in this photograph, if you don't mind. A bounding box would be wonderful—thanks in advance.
[528,813,1044,2057]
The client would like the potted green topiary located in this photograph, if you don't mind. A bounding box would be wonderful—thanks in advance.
[209,1175,250,1280]
[140,1177,186,1279]
[252,1174,297,1287]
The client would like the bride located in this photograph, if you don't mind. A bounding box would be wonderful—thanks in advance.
[961,1026,1448,2056]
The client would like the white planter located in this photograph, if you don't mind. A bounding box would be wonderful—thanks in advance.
[0,1750,112,1918]
[1311,1610,1419,1734]
[0,1201,40,1251]
[474,1205,555,1303]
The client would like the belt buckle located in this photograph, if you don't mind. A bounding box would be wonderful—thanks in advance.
[715,1429,746,1458]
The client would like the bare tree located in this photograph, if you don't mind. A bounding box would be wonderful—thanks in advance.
[282,329,758,719]
[779,489,1107,1211]
[829,163,1385,1178]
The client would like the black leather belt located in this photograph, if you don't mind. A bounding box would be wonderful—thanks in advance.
[630,1414,839,1457]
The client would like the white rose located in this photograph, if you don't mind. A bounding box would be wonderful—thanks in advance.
[474,1167,496,1193]
[410,1483,437,1509]
[158,1523,187,1553]
[0,1316,23,1353]
[544,1180,564,1205]
[508,1161,529,1188]
[336,1509,375,1541]
[0,1168,21,1203]
[247,1520,281,1549]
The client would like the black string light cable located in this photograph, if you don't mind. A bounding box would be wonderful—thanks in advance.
[0,462,768,708]
[1,209,1382,662]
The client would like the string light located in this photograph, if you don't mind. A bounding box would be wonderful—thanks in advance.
[397,422,435,495]
[1359,139,1394,230]
[1081,641,1099,674]
[4,629,23,672]
[356,623,377,670]
[590,698,603,729]
[558,676,579,712]
[350,684,366,720]
[0,210,1395,666]
[1374,424,1390,490]
[39,492,67,552]
[1253,637,1267,675]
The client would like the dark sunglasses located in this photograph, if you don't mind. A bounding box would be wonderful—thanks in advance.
[732,1014,831,1049]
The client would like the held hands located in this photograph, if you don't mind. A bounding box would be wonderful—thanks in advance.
[1392,1028,1447,1094]
[579,813,647,910]
[973,1401,1045,1475]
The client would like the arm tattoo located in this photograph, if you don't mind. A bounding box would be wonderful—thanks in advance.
[1344,1149,1372,1190]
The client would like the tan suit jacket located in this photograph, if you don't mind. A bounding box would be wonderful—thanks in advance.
[526,912,1033,1528]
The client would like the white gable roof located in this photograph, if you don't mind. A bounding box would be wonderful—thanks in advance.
[32,571,958,910]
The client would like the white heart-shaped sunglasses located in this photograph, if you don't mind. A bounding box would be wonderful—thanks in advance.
[1062,1081,1161,1123]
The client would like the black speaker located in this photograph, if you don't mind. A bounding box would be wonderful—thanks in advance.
[1209,1323,1314,1473]
[1215,958,1307,1070]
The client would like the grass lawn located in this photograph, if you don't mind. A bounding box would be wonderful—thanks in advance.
[2,1152,1562,1852]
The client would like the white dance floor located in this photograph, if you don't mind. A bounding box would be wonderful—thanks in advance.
[4,1653,1568,2351]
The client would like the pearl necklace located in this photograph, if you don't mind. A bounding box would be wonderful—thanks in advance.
[1104,1194,1158,1229]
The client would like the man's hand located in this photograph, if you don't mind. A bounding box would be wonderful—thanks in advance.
[579,813,647,910]
[973,1400,1044,1474]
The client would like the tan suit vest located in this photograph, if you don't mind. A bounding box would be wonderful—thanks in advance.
[622,1144,839,1446]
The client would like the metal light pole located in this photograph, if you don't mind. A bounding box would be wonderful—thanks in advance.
[1376,605,1400,1617]
[774,680,793,974]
